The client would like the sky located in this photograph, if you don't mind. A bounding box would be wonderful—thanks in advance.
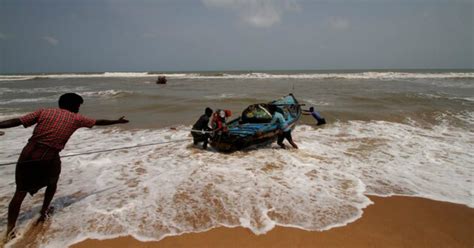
[0,0,473,73]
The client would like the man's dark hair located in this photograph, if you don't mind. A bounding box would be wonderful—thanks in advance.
[59,93,84,113]
[205,107,213,116]
[309,107,314,112]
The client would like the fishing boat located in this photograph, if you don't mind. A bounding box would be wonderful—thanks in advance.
[210,93,301,152]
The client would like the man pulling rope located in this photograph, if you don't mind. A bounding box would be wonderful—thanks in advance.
[0,93,129,242]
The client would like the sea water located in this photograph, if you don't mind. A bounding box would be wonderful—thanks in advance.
[0,70,473,247]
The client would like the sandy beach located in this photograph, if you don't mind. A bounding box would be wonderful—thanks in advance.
[72,195,474,248]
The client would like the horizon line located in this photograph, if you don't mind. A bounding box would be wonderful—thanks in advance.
[1,68,474,75]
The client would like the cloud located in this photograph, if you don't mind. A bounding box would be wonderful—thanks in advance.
[203,0,300,28]
[42,36,59,46]
[328,17,350,31]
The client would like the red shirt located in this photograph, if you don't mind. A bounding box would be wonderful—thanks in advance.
[20,108,96,151]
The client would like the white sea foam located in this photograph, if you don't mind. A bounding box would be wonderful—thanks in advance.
[416,93,474,103]
[454,111,474,125]
[0,112,27,120]
[0,97,56,105]
[451,96,474,102]
[204,93,248,99]
[0,89,129,106]
[80,90,132,98]
[0,72,191,82]
[0,71,473,81]
[0,76,35,82]
[102,72,150,77]
[0,86,87,95]
[302,98,330,107]
[0,118,472,247]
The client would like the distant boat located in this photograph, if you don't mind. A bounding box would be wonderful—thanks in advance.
[210,94,301,152]
[156,76,167,84]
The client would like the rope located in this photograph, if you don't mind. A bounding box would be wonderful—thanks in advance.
[188,129,214,134]
[0,138,191,167]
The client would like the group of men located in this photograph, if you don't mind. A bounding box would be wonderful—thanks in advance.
[0,93,325,242]
[191,104,325,150]
[191,108,231,149]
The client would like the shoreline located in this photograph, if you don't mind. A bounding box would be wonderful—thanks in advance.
[71,195,474,248]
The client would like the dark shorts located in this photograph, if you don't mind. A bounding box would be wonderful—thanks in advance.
[191,131,209,143]
[15,142,61,195]
[277,130,293,144]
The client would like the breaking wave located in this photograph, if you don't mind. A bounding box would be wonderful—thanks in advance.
[0,97,57,105]
[204,93,249,99]
[80,90,133,98]
[1,71,473,81]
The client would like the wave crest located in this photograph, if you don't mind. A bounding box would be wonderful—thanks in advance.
[80,90,132,98]
[1,71,473,81]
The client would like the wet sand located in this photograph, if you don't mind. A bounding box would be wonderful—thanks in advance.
[72,196,474,248]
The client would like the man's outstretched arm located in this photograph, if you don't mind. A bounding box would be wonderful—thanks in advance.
[0,118,22,129]
[94,116,129,126]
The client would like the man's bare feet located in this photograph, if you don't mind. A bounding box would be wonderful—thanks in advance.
[37,206,55,224]
[5,228,16,242]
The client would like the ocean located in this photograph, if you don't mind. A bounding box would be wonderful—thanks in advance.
[0,70,473,247]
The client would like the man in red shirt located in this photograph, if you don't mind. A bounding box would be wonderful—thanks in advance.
[0,93,129,240]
